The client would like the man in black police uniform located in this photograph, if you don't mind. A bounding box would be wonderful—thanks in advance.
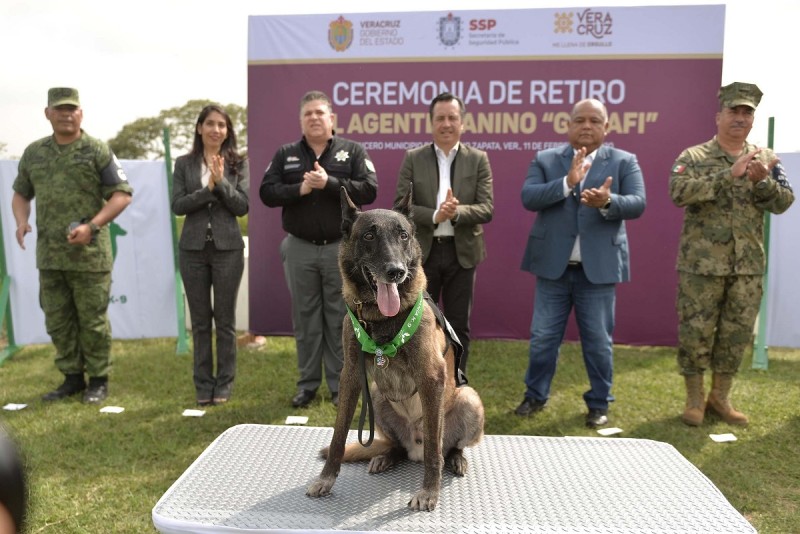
[260,90,378,407]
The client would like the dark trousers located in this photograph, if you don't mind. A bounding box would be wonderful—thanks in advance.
[423,238,476,373]
[179,242,244,401]
[280,234,344,393]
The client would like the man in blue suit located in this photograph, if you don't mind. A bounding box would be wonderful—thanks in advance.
[515,98,646,427]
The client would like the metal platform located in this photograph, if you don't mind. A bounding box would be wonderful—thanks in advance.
[152,424,755,533]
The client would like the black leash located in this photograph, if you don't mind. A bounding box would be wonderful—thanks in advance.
[357,348,375,447]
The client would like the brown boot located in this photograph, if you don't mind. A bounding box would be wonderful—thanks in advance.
[707,373,748,426]
[682,374,705,426]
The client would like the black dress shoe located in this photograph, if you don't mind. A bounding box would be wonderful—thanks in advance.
[586,408,609,428]
[292,389,317,408]
[42,374,86,401]
[514,397,547,416]
[331,392,339,407]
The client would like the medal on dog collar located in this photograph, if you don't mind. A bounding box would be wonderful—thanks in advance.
[374,349,389,369]
[346,292,425,364]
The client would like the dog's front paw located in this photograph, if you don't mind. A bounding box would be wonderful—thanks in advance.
[306,476,335,498]
[408,489,439,511]
[318,446,330,459]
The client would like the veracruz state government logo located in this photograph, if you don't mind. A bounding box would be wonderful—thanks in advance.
[329,16,354,52]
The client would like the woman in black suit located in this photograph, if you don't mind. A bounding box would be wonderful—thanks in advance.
[171,105,249,406]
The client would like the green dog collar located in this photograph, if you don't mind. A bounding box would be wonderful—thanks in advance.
[346,291,424,369]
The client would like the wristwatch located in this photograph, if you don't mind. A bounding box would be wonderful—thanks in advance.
[88,221,101,235]
[756,179,769,190]
[602,197,612,209]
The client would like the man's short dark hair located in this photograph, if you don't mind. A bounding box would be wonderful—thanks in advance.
[429,92,466,120]
[300,91,333,114]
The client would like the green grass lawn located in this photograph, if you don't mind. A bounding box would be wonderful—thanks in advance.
[1,337,798,533]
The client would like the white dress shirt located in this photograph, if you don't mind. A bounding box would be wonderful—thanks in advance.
[433,143,459,237]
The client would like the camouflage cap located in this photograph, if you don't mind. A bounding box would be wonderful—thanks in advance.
[47,87,80,107]
[718,82,762,110]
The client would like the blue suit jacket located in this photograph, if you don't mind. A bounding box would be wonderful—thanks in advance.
[520,144,646,284]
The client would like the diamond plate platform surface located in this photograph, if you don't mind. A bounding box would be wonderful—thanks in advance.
[152,424,755,534]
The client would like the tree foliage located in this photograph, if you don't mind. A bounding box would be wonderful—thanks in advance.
[108,99,247,161]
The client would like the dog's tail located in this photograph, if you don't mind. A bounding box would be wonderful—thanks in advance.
[319,437,395,462]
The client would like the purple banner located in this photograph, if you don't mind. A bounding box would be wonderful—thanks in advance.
[247,12,722,346]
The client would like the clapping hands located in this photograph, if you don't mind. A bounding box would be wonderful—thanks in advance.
[207,154,225,191]
[435,188,459,223]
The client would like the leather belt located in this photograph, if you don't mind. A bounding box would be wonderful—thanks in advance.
[290,233,340,246]
[433,236,454,243]
[309,237,340,246]
[567,261,582,268]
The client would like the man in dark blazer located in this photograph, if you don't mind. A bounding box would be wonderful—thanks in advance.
[394,92,494,374]
[515,98,646,428]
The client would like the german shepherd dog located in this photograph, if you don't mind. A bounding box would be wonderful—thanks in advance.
[306,187,485,511]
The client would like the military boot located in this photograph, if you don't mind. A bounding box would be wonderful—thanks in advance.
[42,373,86,401]
[707,373,748,426]
[681,374,705,426]
[83,376,109,404]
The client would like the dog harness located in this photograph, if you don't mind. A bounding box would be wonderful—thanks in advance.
[349,291,468,447]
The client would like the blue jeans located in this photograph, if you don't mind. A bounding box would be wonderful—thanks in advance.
[524,265,616,411]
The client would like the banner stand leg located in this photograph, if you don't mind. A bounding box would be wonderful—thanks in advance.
[0,278,21,366]
[0,208,21,366]
[752,116,775,371]
[163,127,191,355]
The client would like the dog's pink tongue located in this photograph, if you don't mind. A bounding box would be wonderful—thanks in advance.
[377,281,401,317]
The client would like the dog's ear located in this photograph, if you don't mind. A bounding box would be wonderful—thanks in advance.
[340,187,360,238]
[393,181,414,219]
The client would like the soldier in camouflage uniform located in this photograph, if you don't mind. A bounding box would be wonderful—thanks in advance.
[11,88,133,404]
[669,82,794,426]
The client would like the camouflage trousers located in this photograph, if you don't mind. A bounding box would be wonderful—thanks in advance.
[676,272,762,376]
[39,269,112,378]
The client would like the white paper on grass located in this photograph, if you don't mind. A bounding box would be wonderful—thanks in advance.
[597,427,623,436]
[285,415,309,425]
[710,433,737,443]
